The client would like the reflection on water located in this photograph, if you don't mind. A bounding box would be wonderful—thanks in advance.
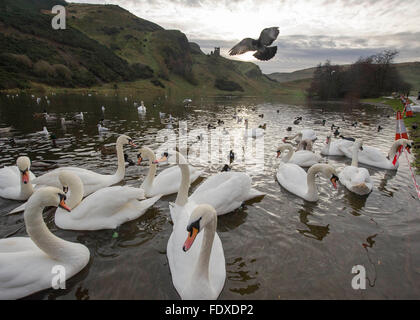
[0,93,419,299]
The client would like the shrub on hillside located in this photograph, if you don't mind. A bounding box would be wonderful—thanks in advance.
[214,78,244,92]
[53,64,72,80]
[34,60,56,77]
[2,53,33,68]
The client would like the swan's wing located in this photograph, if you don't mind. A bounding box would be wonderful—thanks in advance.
[290,151,321,166]
[258,27,279,46]
[301,129,317,141]
[358,146,386,163]
[229,38,255,56]
[152,166,202,196]
[0,166,19,189]
[276,163,308,197]
[189,172,253,215]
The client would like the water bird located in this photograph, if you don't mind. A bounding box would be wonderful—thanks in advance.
[97,124,109,133]
[276,144,321,167]
[229,27,280,61]
[339,135,355,142]
[351,121,358,127]
[183,98,192,105]
[0,156,36,201]
[377,125,383,132]
[258,123,267,129]
[0,187,89,299]
[101,106,105,112]
[333,128,340,137]
[75,112,84,120]
[217,119,224,125]
[286,127,292,132]
[293,117,302,125]
[208,124,216,129]
[229,150,235,163]
[221,164,231,172]
[258,114,264,118]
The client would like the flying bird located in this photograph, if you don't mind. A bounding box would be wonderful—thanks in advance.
[229,27,279,61]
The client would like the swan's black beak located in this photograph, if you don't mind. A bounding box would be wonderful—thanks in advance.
[406,145,412,153]
[330,175,339,189]
[276,150,281,158]
[128,139,137,147]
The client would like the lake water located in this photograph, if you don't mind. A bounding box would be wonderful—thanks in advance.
[0,93,419,299]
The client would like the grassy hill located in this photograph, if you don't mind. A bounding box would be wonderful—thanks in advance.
[268,62,420,94]
[0,0,284,98]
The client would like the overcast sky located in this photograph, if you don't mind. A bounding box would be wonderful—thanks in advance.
[68,0,420,73]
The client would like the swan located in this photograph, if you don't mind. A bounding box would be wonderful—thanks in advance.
[0,156,36,200]
[296,139,313,151]
[32,135,136,196]
[74,112,84,120]
[283,129,316,143]
[36,126,49,135]
[137,101,146,113]
[320,135,353,156]
[55,171,161,230]
[137,147,203,197]
[101,106,105,112]
[276,163,339,202]
[244,119,264,138]
[0,187,89,300]
[338,140,373,195]
[166,153,225,299]
[168,204,226,300]
[276,144,321,168]
[338,138,412,170]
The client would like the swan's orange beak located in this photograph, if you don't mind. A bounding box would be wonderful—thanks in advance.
[59,199,71,212]
[183,227,198,252]
[330,175,338,189]
[154,156,167,164]
[129,141,137,147]
[22,171,29,184]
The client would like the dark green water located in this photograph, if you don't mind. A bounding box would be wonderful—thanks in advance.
[0,93,419,299]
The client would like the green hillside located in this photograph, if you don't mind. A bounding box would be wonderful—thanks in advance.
[0,0,284,98]
[268,62,420,94]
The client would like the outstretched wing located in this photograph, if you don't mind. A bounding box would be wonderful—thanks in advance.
[258,27,279,46]
[253,46,277,61]
[229,38,256,56]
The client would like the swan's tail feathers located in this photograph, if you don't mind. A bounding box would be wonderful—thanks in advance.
[247,188,266,200]
[7,202,27,215]
[135,194,162,213]
[352,183,371,195]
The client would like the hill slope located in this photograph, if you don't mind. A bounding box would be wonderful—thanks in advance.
[0,0,282,97]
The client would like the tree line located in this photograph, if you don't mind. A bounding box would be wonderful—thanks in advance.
[307,50,412,101]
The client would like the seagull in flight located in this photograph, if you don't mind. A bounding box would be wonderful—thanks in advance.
[229,27,280,61]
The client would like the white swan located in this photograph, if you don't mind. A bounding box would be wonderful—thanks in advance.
[0,156,36,200]
[0,187,89,300]
[338,140,373,195]
[276,144,321,168]
[284,129,317,143]
[137,101,146,113]
[55,171,161,230]
[338,138,412,170]
[137,147,203,197]
[32,135,136,196]
[321,135,354,156]
[166,152,225,299]
[75,112,84,120]
[277,163,338,202]
[168,204,226,300]
[244,119,264,138]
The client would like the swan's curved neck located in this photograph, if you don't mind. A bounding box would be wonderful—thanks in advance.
[67,177,84,210]
[282,145,294,162]
[25,202,75,261]
[351,145,359,167]
[192,214,216,283]
[114,142,126,181]
[388,140,403,159]
[176,163,190,206]
[306,165,324,200]
[142,151,157,192]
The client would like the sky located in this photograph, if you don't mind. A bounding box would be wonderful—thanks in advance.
[68,0,420,73]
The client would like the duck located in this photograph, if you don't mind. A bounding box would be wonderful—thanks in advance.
[258,114,264,118]
[314,119,326,126]
[0,187,89,299]
[338,138,412,170]
[0,156,36,201]
[377,125,383,132]
[320,135,353,156]
[137,147,203,197]
[286,127,292,132]
[167,203,226,300]
[221,164,231,172]
[276,144,321,167]
[217,119,224,125]
[339,135,356,142]
[32,135,136,196]
[276,163,339,202]
[54,171,161,230]
[207,124,216,130]
[333,128,340,137]
[293,116,302,125]
[338,140,373,195]
[258,123,267,130]
[229,150,235,163]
